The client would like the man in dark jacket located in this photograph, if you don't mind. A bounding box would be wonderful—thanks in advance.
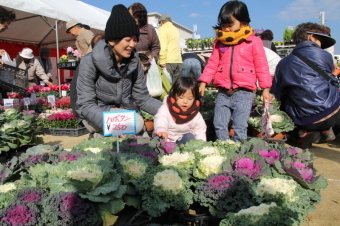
[271,22,340,149]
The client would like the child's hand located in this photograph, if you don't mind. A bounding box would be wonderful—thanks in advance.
[199,82,206,96]
[262,88,271,102]
[155,131,168,140]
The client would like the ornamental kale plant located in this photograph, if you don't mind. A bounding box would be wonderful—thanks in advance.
[14,187,47,205]
[193,172,256,218]
[136,166,194,217]
[41,192,102,226]
[0,202,42,226]
[223,153,271,180]
[0,109,43,154]
[193,154,228,179]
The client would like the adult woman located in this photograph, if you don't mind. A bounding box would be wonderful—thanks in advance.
[128,3,160,62]
[260,29,277,53]
[76,4,162,138]
[271,22,339,149]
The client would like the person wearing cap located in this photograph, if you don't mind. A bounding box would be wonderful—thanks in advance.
[271,22,340,149]
[158,13,182,83]
[66,19,95,56]
[15,48,53,87]
[36,47,53,83]
[76,4,162,138]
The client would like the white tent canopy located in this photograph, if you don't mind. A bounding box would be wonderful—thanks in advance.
[0,0,110,49]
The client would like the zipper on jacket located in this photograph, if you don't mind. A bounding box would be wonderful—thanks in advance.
[229,46,235,89]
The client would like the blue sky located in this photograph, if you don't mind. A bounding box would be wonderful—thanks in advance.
[81,0,340,54]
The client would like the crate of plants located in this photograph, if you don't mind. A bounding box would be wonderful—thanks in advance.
[0,64,29,95]
[57,46,81,70]
[37,109,88,137]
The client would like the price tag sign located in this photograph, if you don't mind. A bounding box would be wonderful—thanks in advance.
[103,111,136,136]
[61,90,67,97]
[40,81,45,86]
[23,97,31,106]
[47,95,56,106]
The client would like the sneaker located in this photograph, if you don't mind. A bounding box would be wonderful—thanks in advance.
[319,128,336,143]
[299,131,321,149]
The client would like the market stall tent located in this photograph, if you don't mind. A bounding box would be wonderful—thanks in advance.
[0,0,110,85]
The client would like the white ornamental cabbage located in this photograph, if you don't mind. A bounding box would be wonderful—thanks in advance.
[159,152,195,166]
[0,183,16,193]
[195,147,220,156]
[270,114,283,123]
[153,169,183,194]
[235,202,277,216]
[0,123,15,132]
[87,147,102,154]
[199,155,227,177]
[123,159,148,179]
[67,164,103,183]
[255,178,298,202]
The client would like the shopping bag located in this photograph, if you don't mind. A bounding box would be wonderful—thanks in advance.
[146,59,163,97]
[261,101,274,138]
[1,52,16,67]
[163,68,172,84]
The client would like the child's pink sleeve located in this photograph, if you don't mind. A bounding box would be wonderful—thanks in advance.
[193,113,207,141]
[153,104,169,132]
[199,40,220,85]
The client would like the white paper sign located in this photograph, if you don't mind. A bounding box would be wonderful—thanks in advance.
[103,111,136,136]
[47,95,56,105]
[3,98,19,106]
[23,97,30,106]
[61,90,67,97]
[40,81,45,86]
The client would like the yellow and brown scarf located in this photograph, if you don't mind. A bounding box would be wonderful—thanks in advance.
[167,96,200,124]
[216,26,254,45]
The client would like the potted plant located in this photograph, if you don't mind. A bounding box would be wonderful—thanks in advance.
[140,110,154,131]
[37,109,88,136]
[248,94,295,140]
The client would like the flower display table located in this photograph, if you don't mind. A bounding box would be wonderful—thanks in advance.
[48,127,88,137]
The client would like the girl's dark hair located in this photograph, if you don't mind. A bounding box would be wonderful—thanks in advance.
[260,30,274,41]
[292,22,326,45]
[0,6,16,24]
[213,1,250,29]
[168,77,200,101]
[128,3,148,28]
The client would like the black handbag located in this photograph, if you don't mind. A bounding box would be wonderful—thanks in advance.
[292,51,339,87]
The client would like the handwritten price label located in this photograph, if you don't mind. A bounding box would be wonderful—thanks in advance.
[103,111,136,136]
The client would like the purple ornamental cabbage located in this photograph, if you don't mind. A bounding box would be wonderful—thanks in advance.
[41,192,102,225]
[0,202,40,226]
[234,157,262,179]
[258,149,281,165]
[16,187,47,205]
[287,147,303,156]
[292,162,313,182]
[208,175,233,189]
[58,153,83,162]
[158,141,177,154]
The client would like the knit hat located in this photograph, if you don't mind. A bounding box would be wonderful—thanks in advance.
[40,47,50,57]
[105,4,139,42]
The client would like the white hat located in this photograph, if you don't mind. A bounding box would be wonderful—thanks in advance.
[19,48,34,59]
[66,19,81,33]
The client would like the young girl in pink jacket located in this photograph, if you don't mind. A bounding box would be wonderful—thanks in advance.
[154,77,206,144]
[198,1,272,142]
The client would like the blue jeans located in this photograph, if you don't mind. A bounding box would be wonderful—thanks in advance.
[176,133,196,145]
[213,89,255,142]
[181,58,202,80]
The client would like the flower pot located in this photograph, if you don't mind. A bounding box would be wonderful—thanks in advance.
[144,120,154,131]
[252,128,286,140]
[229,127,235,137]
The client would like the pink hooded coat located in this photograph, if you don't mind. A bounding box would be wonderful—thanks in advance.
[199,34,272,90]
[153,96,207,142]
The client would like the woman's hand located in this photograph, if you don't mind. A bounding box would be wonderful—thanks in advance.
[45,81,53,86]
[199,82,206,96]
[155,131,168,140]
[262,88,271,102]
[332,67,340,77]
